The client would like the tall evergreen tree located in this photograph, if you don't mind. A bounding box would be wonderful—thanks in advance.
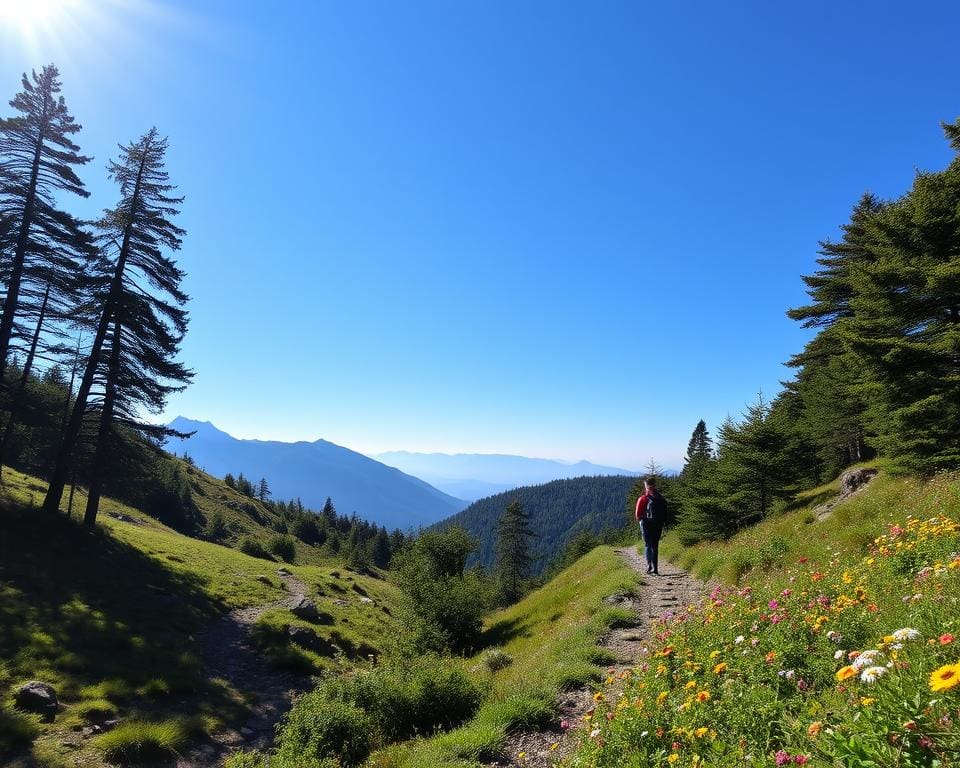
[43,129,191,523]
[257,477,270,502]
[494,499,535,604]
[0,65,91,380]
[685,419,713,463]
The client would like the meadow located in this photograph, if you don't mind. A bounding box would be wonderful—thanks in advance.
[564,470,960,767]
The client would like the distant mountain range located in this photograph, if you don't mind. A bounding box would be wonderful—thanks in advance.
[373,451,640,501]
[165,418,467,530]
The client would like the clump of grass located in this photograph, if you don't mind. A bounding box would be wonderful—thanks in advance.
[94,718,189,763]
[79,679,134,704]
[481,647,513,673]
[72,698,115,723]
[137,678,170,698]
[0,706,40,753]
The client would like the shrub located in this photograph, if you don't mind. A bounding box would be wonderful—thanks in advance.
[238,535,272,560]
[94,719,189,763]
[757,534,788,570]
[482,647,513,673]
[323,655,483,743]
[274,699,372,768]
[268,534,297,563]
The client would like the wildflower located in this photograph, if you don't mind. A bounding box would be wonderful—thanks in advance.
[860,697,876,706]
[860,666,887,684]
[852,650,884,670]
[684,680,697,690]
[518,752,527,761]
[836,665,857,682]
[826,630,842,643]
[667,754,679,764]
[694,727,708,738]
[775,750,791,766]
[930,663,960,692]
[709,650,721,659]
[560,719,570,731]
[794,757,809,765]
[657,691,668,705]
[778,669,796,680]
[734,635,745,644]
[713,662,728,674]
[549,742,558,751]
[892,628,921,642]
[834,650,845,660]
[904,720,917,731]
[940,633,955,645]
[593,691,604,702]
[765,651,777,663]
[695,690,711,703]
[807,721,822,738]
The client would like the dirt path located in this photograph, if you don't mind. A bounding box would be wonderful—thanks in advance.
[180,570,314,767]
[487,547,706,768]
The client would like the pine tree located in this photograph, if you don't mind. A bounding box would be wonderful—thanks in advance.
[677,420,728,545]
[257,477,270,502]
[715,396,800,528]
[43,130,191,523]
[685,419,713,463]
[494,499,535,604]
[0,65,92,380]
[322,497,336,526]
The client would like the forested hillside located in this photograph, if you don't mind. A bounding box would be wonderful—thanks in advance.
[434,475,637,574]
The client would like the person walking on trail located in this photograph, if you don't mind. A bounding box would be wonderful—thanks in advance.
[635,477,666,574]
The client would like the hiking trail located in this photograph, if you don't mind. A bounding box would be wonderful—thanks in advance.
[179,570,313,767]
[487,547,706,768]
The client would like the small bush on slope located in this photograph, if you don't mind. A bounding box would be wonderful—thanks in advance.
[565,472,960,768]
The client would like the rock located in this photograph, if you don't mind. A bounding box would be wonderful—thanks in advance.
[358,596,374,605]
[240,727,254,738]
[277,568,292,577]
[841,468,878,495]
[102,719,120,731]
[287,626,338,656]
[256,575,273,586]
[333,599,349,607]
[290,596,319,621]
[15,681,58,722]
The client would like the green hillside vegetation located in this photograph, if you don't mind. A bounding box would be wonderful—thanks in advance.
[0,467,401,767]
[565,469,960,767]
[231,545,639,768]
[435,475,638,575]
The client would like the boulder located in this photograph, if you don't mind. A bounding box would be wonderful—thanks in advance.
[277,568,292,577]
[256,575,273,586]
[358,596,374,605]
[287,626,338,656]
[15,681,58,721]
[290,596,319,621]
[841,468,878,495]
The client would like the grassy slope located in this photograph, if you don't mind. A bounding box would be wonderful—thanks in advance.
[564,468,960,767]
[0,467,400,767]
[372,546,639,768]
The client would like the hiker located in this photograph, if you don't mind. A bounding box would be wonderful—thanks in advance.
[635,477,666,574]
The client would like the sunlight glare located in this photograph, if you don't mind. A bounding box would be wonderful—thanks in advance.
[0,0,80,32]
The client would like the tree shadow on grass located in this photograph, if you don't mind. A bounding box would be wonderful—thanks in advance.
[476,616,529,650]
[0,496,245,763]
[779,487,838,515]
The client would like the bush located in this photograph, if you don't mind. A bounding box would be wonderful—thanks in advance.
[268,534,297,563]
[94,719,189,763]
[482,647,513,673]
[274,699,372,768]
[238,535,272,560]
[279,655,483,753]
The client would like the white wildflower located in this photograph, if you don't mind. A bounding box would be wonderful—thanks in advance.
[860,666,888,684]
[892,628,921,642]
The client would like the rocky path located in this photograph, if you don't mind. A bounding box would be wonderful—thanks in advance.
[179,570,314,766]
[488,547,706,768]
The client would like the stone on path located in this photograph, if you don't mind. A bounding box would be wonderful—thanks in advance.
[290,596,319,620]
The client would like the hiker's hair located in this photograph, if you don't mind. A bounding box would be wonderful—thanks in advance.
[645,477,657,488]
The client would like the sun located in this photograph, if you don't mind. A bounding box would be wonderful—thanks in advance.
[0,0,80,33]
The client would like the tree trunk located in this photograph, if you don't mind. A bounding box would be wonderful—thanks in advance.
[0,284,51,475]
[43,152,145,515]
[0,113,46,379]
[83,319,122,526]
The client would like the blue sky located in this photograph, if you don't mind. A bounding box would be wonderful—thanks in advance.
[1,1,958,468]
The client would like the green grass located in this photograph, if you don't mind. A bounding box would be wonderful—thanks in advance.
[0,466,401,765]
[369,546,639,767]
[93,718,191,763]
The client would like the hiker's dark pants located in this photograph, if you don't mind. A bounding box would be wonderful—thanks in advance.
[640,520,663,571]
